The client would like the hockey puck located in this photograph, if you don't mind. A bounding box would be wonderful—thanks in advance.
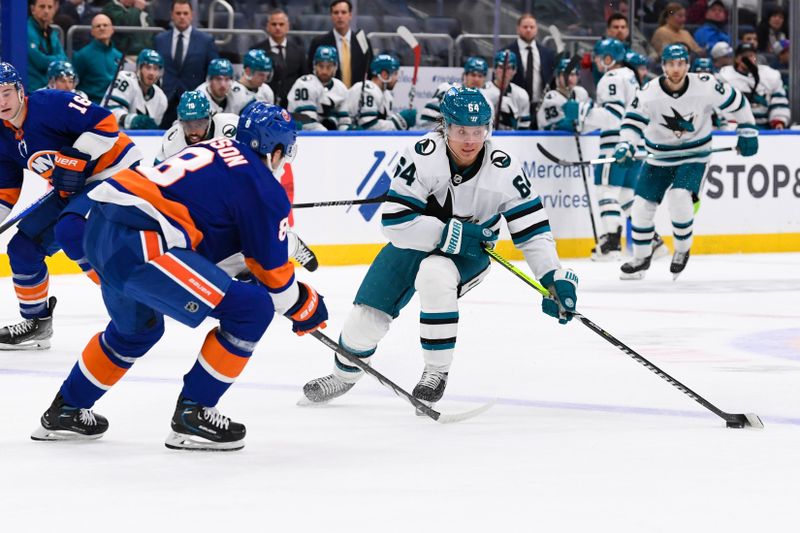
[726,421,745,428]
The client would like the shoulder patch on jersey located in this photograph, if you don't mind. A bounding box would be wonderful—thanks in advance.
[222,124,237,137]
[490,150,511,168]
[232,86,241,92]
[415,138,436,156]
[167,129,177,141]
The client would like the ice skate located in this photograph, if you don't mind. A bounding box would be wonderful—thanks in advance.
[620,255,652,280]
[0,296,56,350]
[651,232,669,260]
[670,251,690,280]
[591,229,622,262]
[290,231,319,272]
[31,392,108,441]
[300,374,354,405]
[165,396,246,451]
[413,368,448,416]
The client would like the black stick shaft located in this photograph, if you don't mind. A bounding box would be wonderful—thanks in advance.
[101,55,126,109]
[292,196,386,209]
[573,129,599,244]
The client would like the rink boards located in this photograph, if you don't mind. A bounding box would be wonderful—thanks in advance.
[2,130,800,275]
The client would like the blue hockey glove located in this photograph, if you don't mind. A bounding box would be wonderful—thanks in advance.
[561,100,579,123]
[612,141,635,168]
[438,219,498,259]
[554,117,577,132]
[52,146,91,195]
[285,282,328,335]
[540,268,578,324]
[129,114,158,129]
[736,126,758,157]
[392,108,417,129]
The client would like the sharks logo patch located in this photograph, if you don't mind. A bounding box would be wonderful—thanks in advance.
[660,107,695,138]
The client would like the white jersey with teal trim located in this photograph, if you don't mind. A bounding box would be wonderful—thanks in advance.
[195,80,258,115]
[107,70,168,128]
[717,64,789,129]
[419,81,459,129]
[288,74,351,131]
[582,66,638,153]
[240,80,275,107]
[480,82,531,130]
[154,112,239,164]
[536,86,591,130]
[347,80,402,130]
[380,133,561,279]
[620,73,755,167]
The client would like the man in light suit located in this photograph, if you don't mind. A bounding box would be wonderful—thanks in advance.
[154,0,218,127]
[254,9,308,108]
[306,0,372,89]
[504,13,556,130]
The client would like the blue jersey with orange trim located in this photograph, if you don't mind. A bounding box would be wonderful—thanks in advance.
[0,90,141,214]
[88,138,296,298]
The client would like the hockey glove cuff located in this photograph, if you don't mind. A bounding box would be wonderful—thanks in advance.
[612,142,635,168]
[52,146,91,195]
[438,219,498,259]
[561,100,579,123]
[129,114,158,129]
[736,125,758,157]
[540,268,578,324]
[285,282,328,335]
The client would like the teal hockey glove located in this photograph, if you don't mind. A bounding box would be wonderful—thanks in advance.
[540,268,578,324]
[438,219,497,259]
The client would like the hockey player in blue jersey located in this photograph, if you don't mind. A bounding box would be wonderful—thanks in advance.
[0,61,142,350]
[30,102,328,451]
[302,87,577,409]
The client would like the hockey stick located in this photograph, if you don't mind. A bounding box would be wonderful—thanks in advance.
[397,25,421,109]
[547,25,565,53]
[493,50,511,130]
[483,247,764,429]
[291,195,386,209]
[101,55,126,109]
[0,190,55,236]
[310,330,495,424]
[537,143,735,167]
[572,130,599,245]
[353,30,371,127]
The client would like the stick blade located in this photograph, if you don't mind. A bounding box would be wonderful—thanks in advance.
[726,413,764,429]
[355,29,369,54]
[435,399,496,424]
[537,143,566,165]
[744,413,764,429]
[397,25,419,48]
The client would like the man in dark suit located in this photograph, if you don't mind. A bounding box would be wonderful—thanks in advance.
[154,0,218,127]
[306,0,372,89]
[254,9,308,108]
[504,13,556,129]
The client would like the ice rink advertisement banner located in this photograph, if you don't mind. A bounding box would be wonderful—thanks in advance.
[2,131,800,273]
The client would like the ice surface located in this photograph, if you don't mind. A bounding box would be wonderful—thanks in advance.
[1,253,798,532]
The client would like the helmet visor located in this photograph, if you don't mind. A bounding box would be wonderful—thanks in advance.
[446,124,491,142]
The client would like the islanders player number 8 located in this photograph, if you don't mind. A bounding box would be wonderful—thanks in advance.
[138,147,214,186]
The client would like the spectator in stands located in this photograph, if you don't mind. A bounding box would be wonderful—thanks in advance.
[254,9,308,108]
[710,41,733,70]
[771,38,790,76]
[650,2,704,57]
[28,0,68,91]
[155,0,219,128]
[738,28,770,66]
[756,5,788,54]
[73,13,124,104]
[55,0,99,51]
[306,0,372,89]
[641,0,669,24]
[605,12,653,58]
[693,1,731,54]
[504,13,554,129]
[102,0,153,57]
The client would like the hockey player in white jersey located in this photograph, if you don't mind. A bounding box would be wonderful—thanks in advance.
[107,49,167,129]
[288,45,350,131]
[196,58,263,115]
[154,91,318,271]
[237,49,275,107]
[718,42,789,130]
[481,50,531,130]
[348,53,417,130]
[44,60,88,100]
[536,57,590,131]
[579,38,640,260]
[616,44,758,280]
[419,56,488,129]
[302,87,577,407]
[692,57,730,129]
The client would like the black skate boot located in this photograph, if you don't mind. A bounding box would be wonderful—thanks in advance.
[291,232,319,272]
[301,374,354,404]
[591,228,622,262]
[620,255,652,280]
[31,392,108,441]
[651,232,669,259]
[413,368,449,415]
[165,396,246,451]
[0,296,56,350]
[670,250,690,280]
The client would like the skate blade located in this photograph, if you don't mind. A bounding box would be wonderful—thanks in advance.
[296,395,331,407]
[591,251,621,262]
[30,425,104,441]
[164,431,244,452]
[672,272,683,281]
[415,400,435,416]
[619,270,647,280]
[0,339,51,351]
